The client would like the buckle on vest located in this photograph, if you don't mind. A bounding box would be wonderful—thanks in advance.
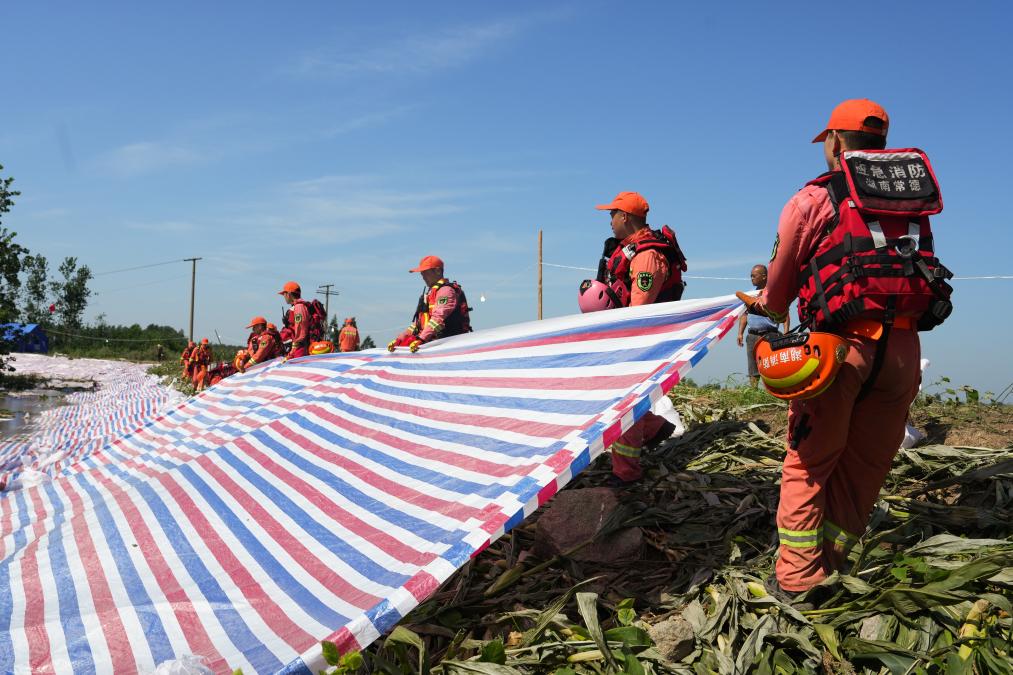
[843,316,915,339]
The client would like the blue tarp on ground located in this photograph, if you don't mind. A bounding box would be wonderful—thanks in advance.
[1,323,49,354]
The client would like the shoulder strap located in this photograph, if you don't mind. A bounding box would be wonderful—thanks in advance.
[815,171,850,234]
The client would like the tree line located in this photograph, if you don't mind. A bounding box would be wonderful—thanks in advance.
[0,164,190,369]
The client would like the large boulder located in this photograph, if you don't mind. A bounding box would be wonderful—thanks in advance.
[534,487,642,563]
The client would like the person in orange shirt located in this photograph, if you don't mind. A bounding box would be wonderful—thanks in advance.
[338,317,360,352]
[190,338,213,392]
[745,99,950,601]
[180,341,195,380]
[279,281,312,359]
[388,256,472,352]
[236,316,280,372]
[591,191,688,485]
[265,322,284,354]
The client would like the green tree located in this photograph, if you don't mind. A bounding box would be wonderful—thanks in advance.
[20,253,50,325]
[327,315,340,341]
[361,335,376,350]
[0,164,24,371]
[50,256,93,331]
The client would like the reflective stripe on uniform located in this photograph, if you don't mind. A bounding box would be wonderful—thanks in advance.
[823,520,859,552]
[777,526,821,549]
[611,442,642,459]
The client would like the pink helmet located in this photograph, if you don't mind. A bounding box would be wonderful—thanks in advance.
[578,279,628,313]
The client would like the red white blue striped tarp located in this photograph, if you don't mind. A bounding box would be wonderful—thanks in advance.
[0,295,742,674]
[0,356,181,485]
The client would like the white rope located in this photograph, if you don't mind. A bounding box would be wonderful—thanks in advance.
[541,262,595,272]
[543,261,1013,282]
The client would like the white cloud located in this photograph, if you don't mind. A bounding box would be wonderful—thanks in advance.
[124,219,198,233]
[97,141,204,177]
[290,11,565,79]
[227,174,474,248]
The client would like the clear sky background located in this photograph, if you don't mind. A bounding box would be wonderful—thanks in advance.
[3,1,1011,396]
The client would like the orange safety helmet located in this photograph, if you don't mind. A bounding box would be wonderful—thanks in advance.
[309,340,334,355]
[755,332,850,400]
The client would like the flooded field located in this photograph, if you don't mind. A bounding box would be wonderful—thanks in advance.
[0,380,96,438]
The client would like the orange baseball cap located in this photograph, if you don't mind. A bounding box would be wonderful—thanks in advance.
[201,338,209,344]
[277,281,300,295]
[595,191,649,218]
[246,316,267,328]
[409,255,444,273]
[812,99,889,143]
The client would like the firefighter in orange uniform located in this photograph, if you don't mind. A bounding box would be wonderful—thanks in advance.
[180,341,195,379]
[279,281,312,359]
[588,192,687,485]
[237,316,280,372]
[744,99,952,600]
[388,256,472,352]
[190,338,213,392]
[339,317,360,352]
[266,323,283,355]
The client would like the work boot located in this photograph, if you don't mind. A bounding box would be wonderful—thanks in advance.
[763,575,817,611]
[606,474,639,489]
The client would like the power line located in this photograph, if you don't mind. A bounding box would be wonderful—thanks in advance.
[94,258,185,276]
[44,327,184,344]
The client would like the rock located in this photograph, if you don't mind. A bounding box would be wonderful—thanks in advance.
[534,487,642,563]
[648,617,695,662]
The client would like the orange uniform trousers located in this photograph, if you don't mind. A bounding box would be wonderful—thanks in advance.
[776,327,920,592]
[611,411,669,482]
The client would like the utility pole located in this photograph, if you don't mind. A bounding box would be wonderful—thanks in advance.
[537,229,543,320]
[184,257,202,342]
[317,284,340,323]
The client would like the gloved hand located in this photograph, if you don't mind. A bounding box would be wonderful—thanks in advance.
[409,340,422,353]
[387,340,397,352]
[736,291,767,316]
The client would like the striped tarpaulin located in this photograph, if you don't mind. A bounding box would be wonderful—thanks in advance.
[0,295,743,674]
[0,356,181,484]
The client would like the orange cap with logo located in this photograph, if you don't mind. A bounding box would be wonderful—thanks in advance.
[409,255,444,273]
[595,192,649,218]
[246,316,267,328]
[812,99,889,143]
[277,281,300,295]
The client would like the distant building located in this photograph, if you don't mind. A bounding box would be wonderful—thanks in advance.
[2,324,49,354]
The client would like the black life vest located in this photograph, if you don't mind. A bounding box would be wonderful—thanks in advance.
[412,279,473,338]
[597,226,688,304]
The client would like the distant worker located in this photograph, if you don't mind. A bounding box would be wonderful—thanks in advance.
[278,281,326,360]
[155,343,165,361]
[237,316,280,372]
[740,99,953,601]
[736,265,789,387]
[577,192,688,485]
[190,338,213,392]
[388,256,473,353]
[339,317,360,352]
[266,322,284,355]
[180,341,195,379]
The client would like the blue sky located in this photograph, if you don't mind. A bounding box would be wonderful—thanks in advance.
[3,1,1012,395]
